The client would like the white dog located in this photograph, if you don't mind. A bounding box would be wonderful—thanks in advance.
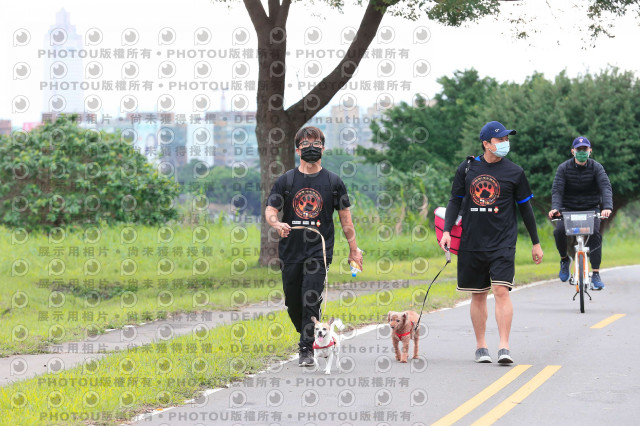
[311,316,345,374]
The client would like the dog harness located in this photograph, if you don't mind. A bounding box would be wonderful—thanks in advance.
[395,322,414,338]
[313,336,336,350]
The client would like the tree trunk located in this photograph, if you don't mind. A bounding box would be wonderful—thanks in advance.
[257,117,297,266]
[243,0,388,265]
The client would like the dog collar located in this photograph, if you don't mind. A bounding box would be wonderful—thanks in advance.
[395,322,414,338]
[313,336,336,350]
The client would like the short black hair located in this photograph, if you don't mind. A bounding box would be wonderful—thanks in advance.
[294,126,325,148]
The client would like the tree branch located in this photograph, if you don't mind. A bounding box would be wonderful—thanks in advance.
[268,0,279,23]
[285,0,386,128]
[243,0,270,37]
[276,0,291,28]
[251,0,291,117]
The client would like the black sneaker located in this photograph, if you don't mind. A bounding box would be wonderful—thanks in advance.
[559,257,570,282]
[475,348,492,363]
[497,348,513,364]
[298,347,315,367]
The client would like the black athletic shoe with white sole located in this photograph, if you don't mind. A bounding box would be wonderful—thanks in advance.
[298,347,315,367]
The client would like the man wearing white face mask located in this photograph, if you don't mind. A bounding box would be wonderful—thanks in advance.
[439,121,543,365]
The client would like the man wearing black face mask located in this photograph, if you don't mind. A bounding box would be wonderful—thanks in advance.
[265,126,363,367]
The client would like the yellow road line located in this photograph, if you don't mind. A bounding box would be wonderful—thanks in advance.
[431,364,532,426]
[591,313,626,329]
[470,365,562,426]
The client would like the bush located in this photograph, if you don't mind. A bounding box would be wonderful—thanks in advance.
[0,115,181,231]
[177,162,262,215]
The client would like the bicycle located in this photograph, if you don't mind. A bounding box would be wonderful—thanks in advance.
[550,210,606,313]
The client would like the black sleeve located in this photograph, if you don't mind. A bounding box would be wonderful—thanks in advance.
[595,163,613,210]
[336,177,351,210]
[551,163,565,211]
[443,161,466,232]
[444,197,463,232]
[518,200,540,245]
[266,175,286,210]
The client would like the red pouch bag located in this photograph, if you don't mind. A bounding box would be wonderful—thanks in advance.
[434,207,462,255]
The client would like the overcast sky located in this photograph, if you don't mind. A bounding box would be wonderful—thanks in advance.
[2,0,640,126]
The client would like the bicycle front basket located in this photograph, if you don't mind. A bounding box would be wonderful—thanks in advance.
[563,211,595,236]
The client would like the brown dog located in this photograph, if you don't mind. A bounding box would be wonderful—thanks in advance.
[387,311,420,362]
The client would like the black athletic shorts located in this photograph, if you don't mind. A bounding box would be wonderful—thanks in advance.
[457,247,515,293]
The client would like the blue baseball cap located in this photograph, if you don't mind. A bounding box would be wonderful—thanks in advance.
[479,121,517,142]
[572,136,591,148]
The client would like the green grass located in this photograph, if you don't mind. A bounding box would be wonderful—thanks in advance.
[0,215,442,356]
[1,217,639,357]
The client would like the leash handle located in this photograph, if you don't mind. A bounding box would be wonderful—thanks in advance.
[290,226,329,317]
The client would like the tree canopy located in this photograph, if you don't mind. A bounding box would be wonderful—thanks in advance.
[358,69,498,208]
[359,67,640,225]
[359,69,498,169]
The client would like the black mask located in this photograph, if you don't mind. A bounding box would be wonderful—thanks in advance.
[300,146,322,163]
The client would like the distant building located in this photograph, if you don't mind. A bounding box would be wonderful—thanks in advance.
[327,105,358,151]
[302,103,384,152]
[186,122,216,168]
[209,110,258,167]
[88,112,188,170]
[32,99,394,173]
[0,120,11,136]
[22,122,41,132]
[362,105,385,149]
[42,9,84,115]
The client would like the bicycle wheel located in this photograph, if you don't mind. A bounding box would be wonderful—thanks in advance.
[578,254,585,313]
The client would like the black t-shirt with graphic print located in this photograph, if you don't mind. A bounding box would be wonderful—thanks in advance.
[266,168,351,264]
[450,155,534,251]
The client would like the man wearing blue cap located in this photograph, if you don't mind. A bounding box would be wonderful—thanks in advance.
[440,121,543,364]
[548,136,613,289]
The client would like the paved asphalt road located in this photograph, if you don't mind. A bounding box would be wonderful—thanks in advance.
[136,265,640,426]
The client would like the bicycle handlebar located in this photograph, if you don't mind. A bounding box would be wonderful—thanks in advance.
[550,211,607,222]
